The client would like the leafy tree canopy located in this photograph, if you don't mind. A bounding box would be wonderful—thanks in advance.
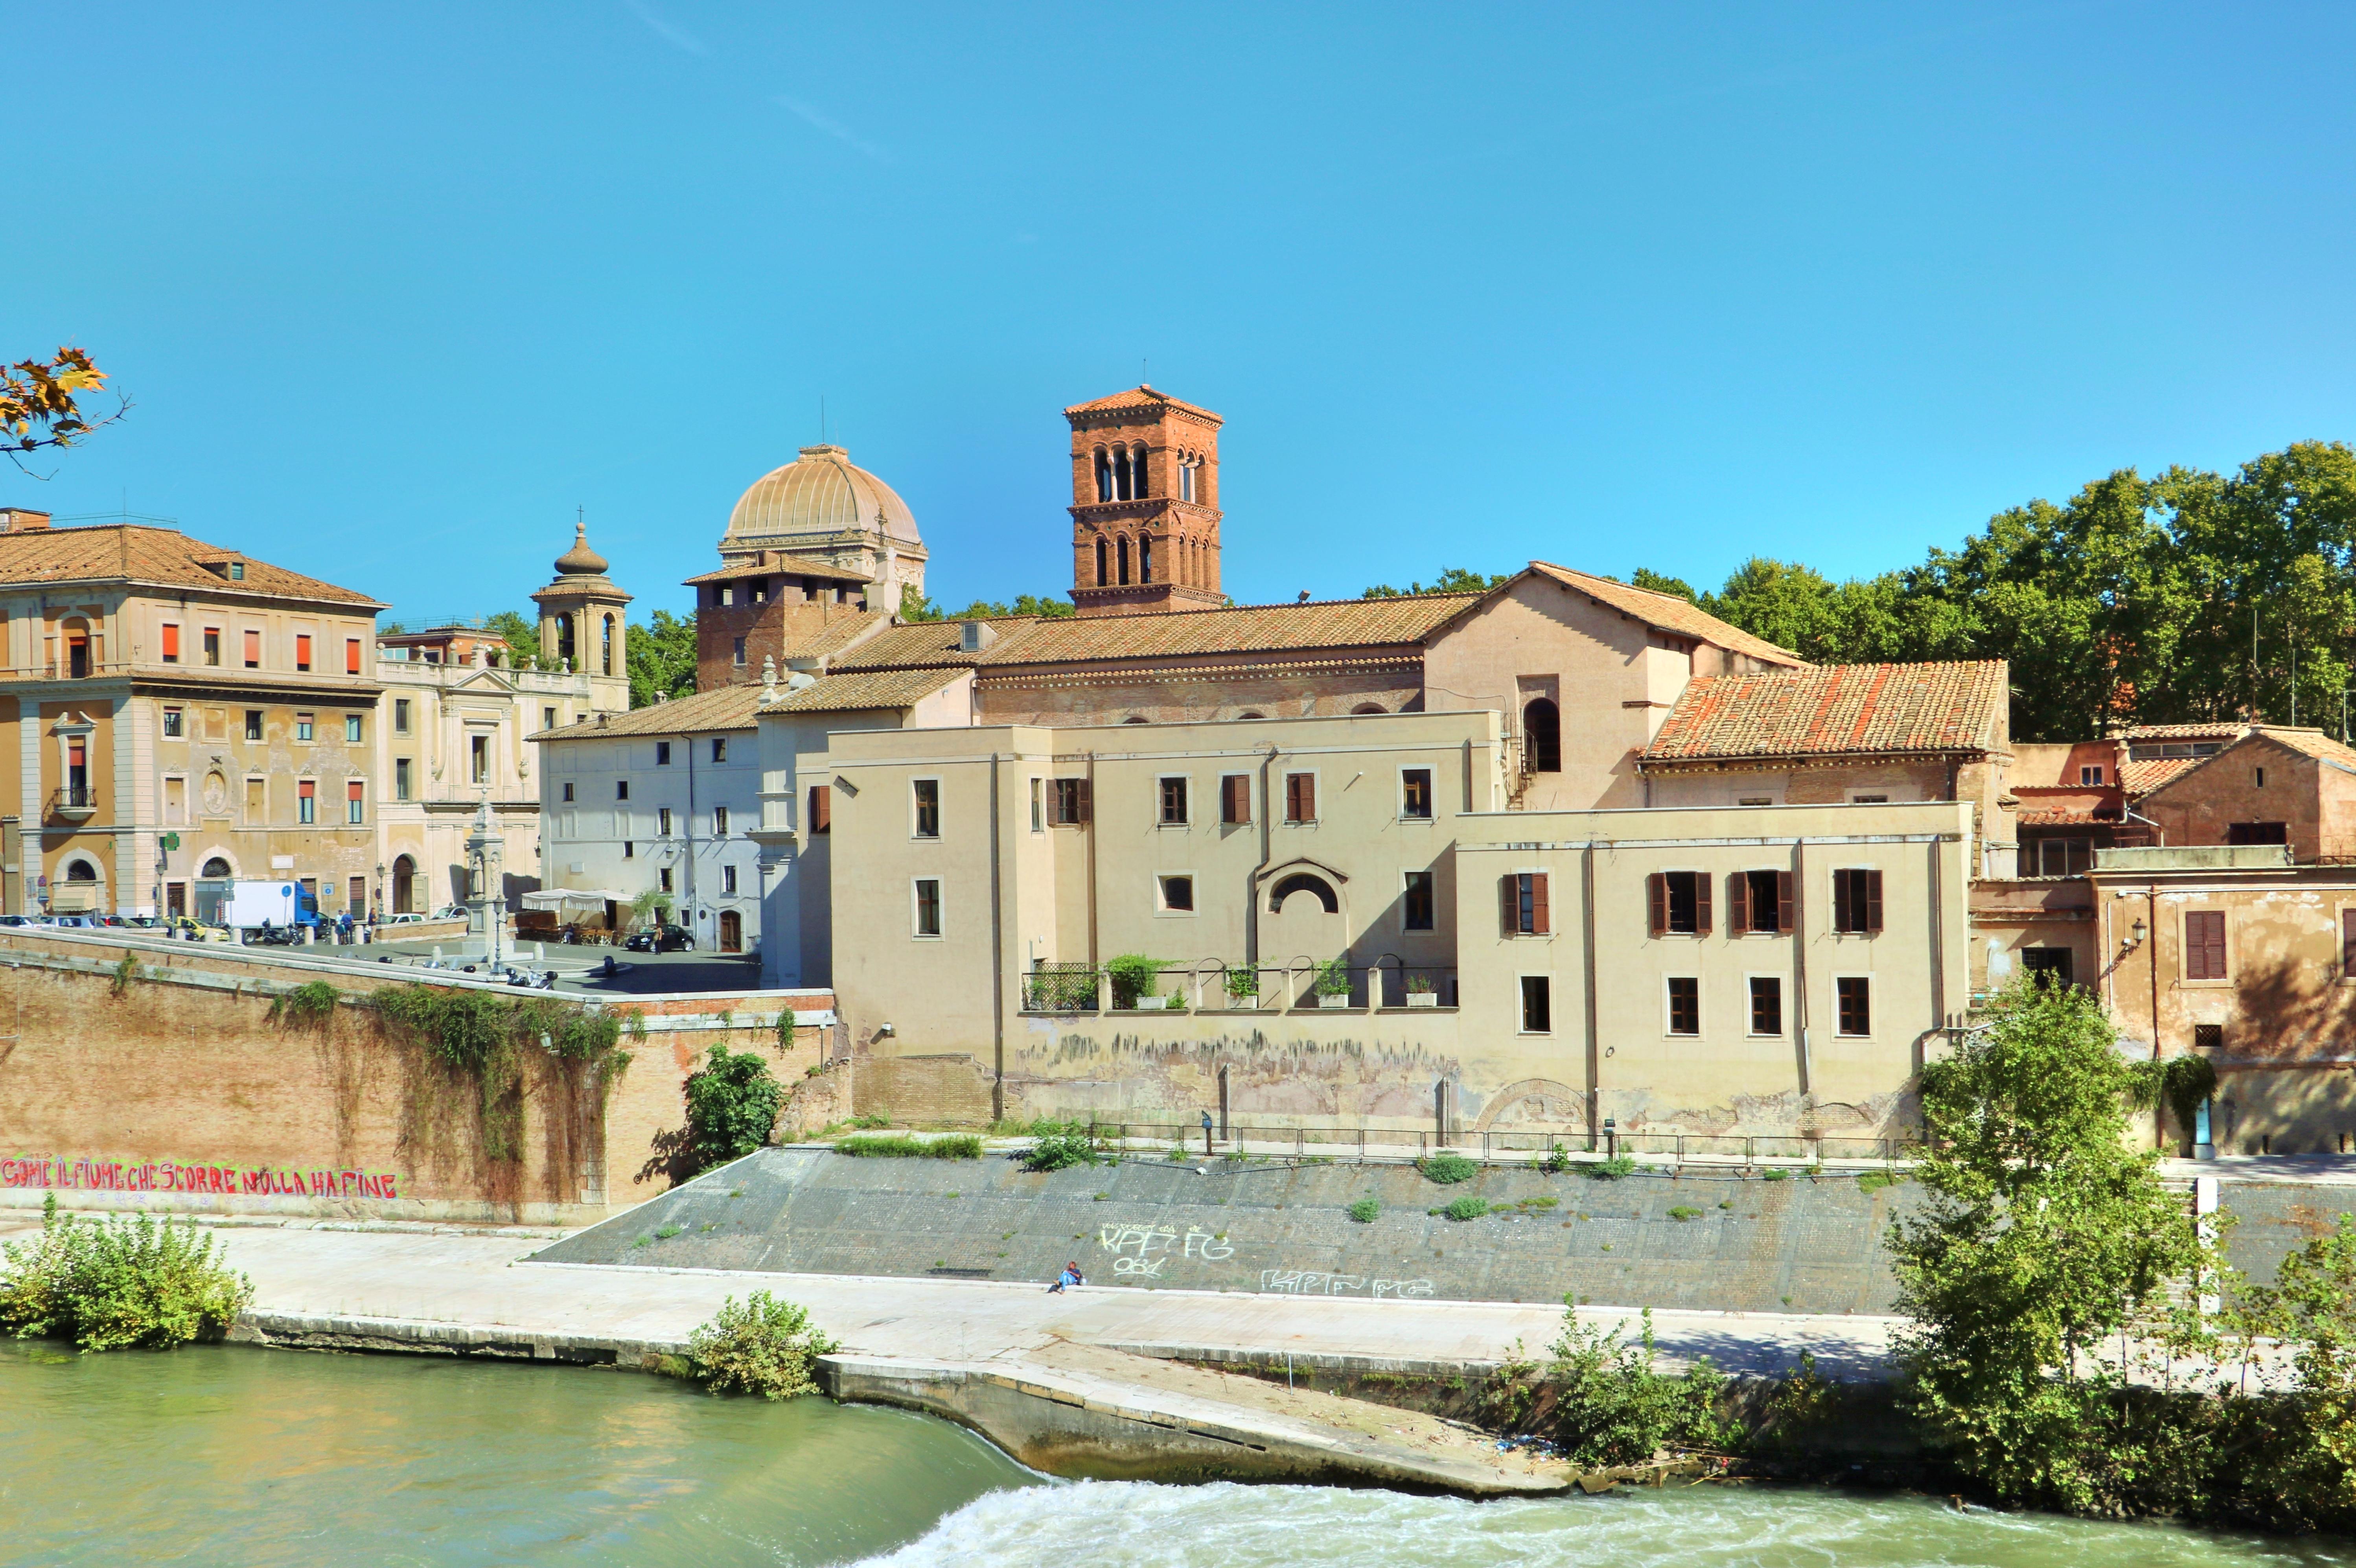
[481,610,540,669]
[628,609,698,708]
[1361,567,1507,598]
[900,585,1074,622]
[3,347,126,475]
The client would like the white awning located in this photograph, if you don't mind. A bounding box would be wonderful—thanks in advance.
[519,889,629,910]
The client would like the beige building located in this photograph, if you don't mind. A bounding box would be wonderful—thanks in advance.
[0,509,385,919]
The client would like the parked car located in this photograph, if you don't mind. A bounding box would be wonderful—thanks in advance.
[624,924,694,953]
[380,912,426,928]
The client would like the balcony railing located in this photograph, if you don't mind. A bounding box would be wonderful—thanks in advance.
[48,785,97,817]
[1020,958,1458,1015]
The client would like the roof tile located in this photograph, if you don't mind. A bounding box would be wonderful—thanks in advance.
[1641,661,2009,763]
[1527,563,1806,668]
[0,523,380,606]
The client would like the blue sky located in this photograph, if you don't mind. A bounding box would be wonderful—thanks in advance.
[12,3,2356,625]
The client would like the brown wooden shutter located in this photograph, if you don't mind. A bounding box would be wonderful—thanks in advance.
[1530,873,1550,936]
[808,785,830,834]
[1298,774,1315,821]
[2343,909,2356,975]
[1776,871,1795,935]
[1222,775,1248,823]
[1831,870,1852,933]
[1646,872,1667,937]
[2187,911,2226,979]
[1074,777,1092,824]
[1502,874,1520,936]
[1727,872,1750,935]
[1694,870,1713,935]
[1864,870,1884,934]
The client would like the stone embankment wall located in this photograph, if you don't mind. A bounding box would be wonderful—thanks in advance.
[0,929,841,1223]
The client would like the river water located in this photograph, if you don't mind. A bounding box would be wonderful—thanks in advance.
[4,1341,2350,1568]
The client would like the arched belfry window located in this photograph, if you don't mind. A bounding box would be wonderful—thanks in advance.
[1117,537,1132,586]
[602,613,616,676]
[556,612,576,666]
[1094,448,1113,502]
[1522,697,1561,773]
[1095,536,1109,587]
[1139,535,1153,584]
[1131,443,1149,497]
[1112,447,1132,501]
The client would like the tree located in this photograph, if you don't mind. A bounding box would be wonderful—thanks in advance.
[682,1044,783,1174]
[3,348,126,475]
[1888,979,2212,1512]
[481,610,540,669]
[900,585,1073,621]
[1360,567,1506,598]
[1629,569,1696,600]
[628,609,697,707]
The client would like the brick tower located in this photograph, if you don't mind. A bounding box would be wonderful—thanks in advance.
[1066,386,1223,616]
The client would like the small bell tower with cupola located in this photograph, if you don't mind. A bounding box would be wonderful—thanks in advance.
[1065,386,1224,616]
[531,519,633,714]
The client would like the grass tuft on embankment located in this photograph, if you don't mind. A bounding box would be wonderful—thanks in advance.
[834,1134,983,1159]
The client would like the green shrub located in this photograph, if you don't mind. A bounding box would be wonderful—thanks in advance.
[683,1044,783,1176]
[0,1195,253,1351]
[1857,1171,1903,1195]
[269,979,340,1027]
[1314,957,1350,997]
[835,1134,982,1159]
[1668,1205,1703,1222]
[1106,953,1165,1008]
[1348,1198,1380,1223]
[1419,1152,1478,1184]
[1444,1195,1491,1222]
[1547,1307,1734,1465]
[1759,1167,1790,1181]
[109,953,141,997]
[1020,1119,1100,1172]
[773,1008,798,1050]
[654,1224,683,1239]
[1224,966,1259,1001]
[1533,1140,1573,1174]
[685,1290,837,1399]
[1586,1155,1638,1180]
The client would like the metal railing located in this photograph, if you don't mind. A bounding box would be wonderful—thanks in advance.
[48,785,96,813]
[1018,957,1459,1015]
[986,1116,1920,1167]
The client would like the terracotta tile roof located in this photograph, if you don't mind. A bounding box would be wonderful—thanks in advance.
[760,666,964,715]
[1063,385,1223,425]
[1526,562,1806,668]
[2019,808,2118,827]
[832,595,1478,674]
[2119,721,2252,740]
[2120,756,2204,796]
[1641,661,2009,764]
[681,552,872,587]
[531,683,761,742]
[0,523,381,607]
[2142,727,2356,799]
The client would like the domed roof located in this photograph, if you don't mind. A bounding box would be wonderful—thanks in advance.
[725,445,921,548]
[553,521,608,576]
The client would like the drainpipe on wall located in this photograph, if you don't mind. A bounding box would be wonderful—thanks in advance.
[2148,882,2164,1150]
[1246,743,1278,966]
[682,732,698,936]
[1581,842,1600,1145]
[1,815,17,917]
[1085,749,1099,970]
[1927,834,1946,1034]
[988,752,1005,1123]
[1792,837,1811,1098]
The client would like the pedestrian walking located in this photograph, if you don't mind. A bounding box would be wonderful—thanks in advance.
[1047,1260,1084,1294]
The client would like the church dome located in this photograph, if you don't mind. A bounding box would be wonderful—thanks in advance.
[725,445,922,549]
[553,521,608,576]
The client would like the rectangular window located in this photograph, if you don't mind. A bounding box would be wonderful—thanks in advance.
[1403,870,1435,931]
[162,707,184,738]
[164,775,186,824]
[712,738,727,763]
[2346,910,2356,979]
[722,865,738,894]
[344,714,363,743]
[1400,767,1433,820]
[1520,975,1552,1034]
[394,758,412,801]
[160,622,180,663]
[655,741,671,766]
[350,876,367,913]
[295,633,312,671]
[1159,874,1195,912]
[1836,976,1872,1036]
[2194,1022,2223,1051]
[245,777,266,822]
[1728,869,1793,935]
[2023,947,2075,990]
[1501,872,1551,936]
[2185,911,2228,980]
[346,780,364,824]
[1749,976,1783,1036]
[733,637,747,666]
[1220,775,1251,824]
[2226,821,2288,846]
[622,841,634,859]
[345,638,361,675]
[914,878,942,938]
[244,710,263,742]
[808,785,831,835]
[469,734,488,783]
[1666,977,1700,1036]
[718,585,734,607]
[296,713,314,742]
[713,806,730,836]
[617,780,629,801]
[1284,772,1316,823]
[1159,776,1188,825]
[561,781,575,802]
[913,778,941,839]
[659,867,674,893]
[659,807,674,836]
[297,780,315,824]
[203,627,221,667]
[1831,868,1884,935]
[243,629,261,668]
[1031,777,1044,832]
[543,706,557,731]
[1646,870,1711,936]
[1052,777,1091,825]
[394,699,410,734]
[2080,764,2105,786]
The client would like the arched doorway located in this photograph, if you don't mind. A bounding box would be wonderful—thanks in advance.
[718,910,742,952]
[1264,868,1348,1004]
[1522,698,1561,773]
[392,855,416,915]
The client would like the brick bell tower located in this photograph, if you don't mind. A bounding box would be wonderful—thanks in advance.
[1066,386,1224,616]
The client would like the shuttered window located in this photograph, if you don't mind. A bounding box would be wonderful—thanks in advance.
[807,786,830,835]
[1220,775,1251,824]
[1645,871,1710,935]
[1500,873,1550,936]
[345,638,362,675]
[295,633,312,671]
[1730,870,1795,935]
[242,629,262,668]
[1052,777,1091,825]
[1285,773,1316,822]
[160,623,180,662]
[1831,869,1884,935]
[2185,911,2227,980]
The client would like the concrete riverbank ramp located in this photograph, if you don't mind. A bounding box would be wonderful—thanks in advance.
[533,1147,1919,1314]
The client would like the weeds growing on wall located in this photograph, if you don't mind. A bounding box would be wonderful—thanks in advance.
[1019,1119,1101,1172]
[1348,1198,1380,1223]
[834,1134,982,1159]
[0,1194,254,1351]
[774,1007,797,1051]
[1419,1152,1478,1184]
[683,1290,838,1399]
[267,980,341,1027]
[683,1044,784,1176]
[108,954,140,997]
[1585,1155,1638,1180]
[366,984,631,1164]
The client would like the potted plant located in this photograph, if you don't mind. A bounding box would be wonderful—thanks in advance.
[1224,966,1261,1009]
[1107,953,1167,1010]
[1405,974,1439,1009]
[1314,958,1352,1008]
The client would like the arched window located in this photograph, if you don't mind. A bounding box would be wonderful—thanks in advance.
[1095,537,1108,587]
[1353,703,1386,715]
[1268,872,1340,914]
[1113,447,1132,501]
[1123,716,1149,725]
[1131,443,1149,497]
[1239,711,1266,720]
[1117,537,1132,586]
[1094,448,1112,502]
[63,618,91,679]
[64,858,98,883]
[601,614,616,676]
[1180,458,1196,504]
[1139,535,1153,584]
[556,613,576,666]
[392,854,418,915]
[1523,697,1561,773]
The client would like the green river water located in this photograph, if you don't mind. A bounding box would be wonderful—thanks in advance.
[3,1341,2351,1568]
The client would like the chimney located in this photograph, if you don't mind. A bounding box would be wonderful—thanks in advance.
[0,509,52,533]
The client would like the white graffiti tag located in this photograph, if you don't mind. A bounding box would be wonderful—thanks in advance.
[1183,1226,1234,1261]
[1259,1270,1436,1299]
[1097,1223,1179,1257]
[1112,1255,1169,1277]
